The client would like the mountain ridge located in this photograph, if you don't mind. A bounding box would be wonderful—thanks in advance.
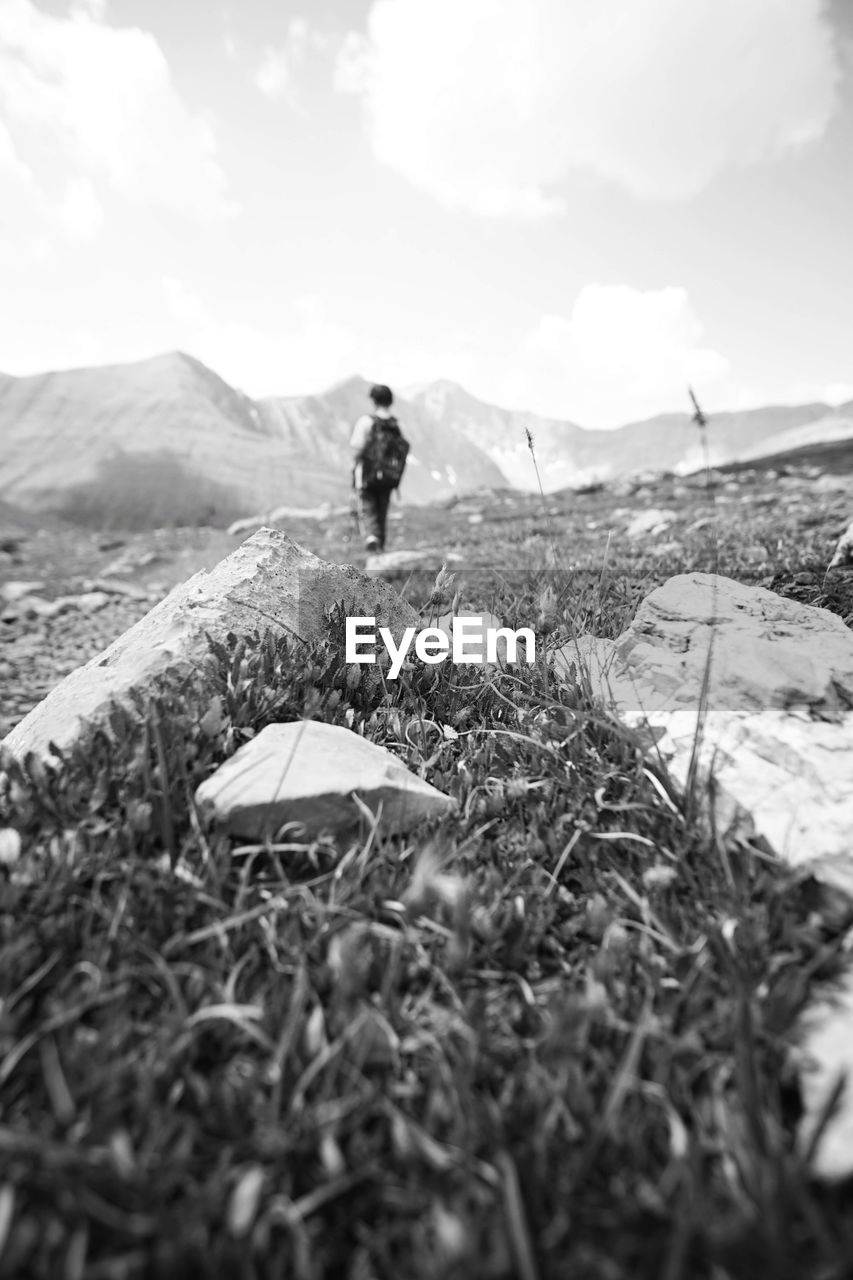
[0,351,849,526]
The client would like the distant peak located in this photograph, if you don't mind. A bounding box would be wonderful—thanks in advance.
[327,373,369,393]
[147,350,217,376]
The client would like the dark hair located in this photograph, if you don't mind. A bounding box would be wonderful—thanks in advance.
[369,384,393,408]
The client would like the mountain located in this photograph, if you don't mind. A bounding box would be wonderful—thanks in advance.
[409,382,841,487]
[719,406,853,477]
[260,375,507,502]
[406,380,589,491]
[0,352,849,528]
[722,404,853,465]
[0,355,506,526]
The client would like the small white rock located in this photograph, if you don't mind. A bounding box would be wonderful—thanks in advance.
[195,719,455,840]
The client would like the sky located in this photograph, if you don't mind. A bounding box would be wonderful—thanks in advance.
[1,0,852,428]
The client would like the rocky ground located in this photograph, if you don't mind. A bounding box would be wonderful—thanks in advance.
[1,465,851,740]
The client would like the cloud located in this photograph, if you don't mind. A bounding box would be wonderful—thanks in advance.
[0,321,105,374]
[337,0,842,215]
[158,276,735,423]
[70,0,108,18]
[0,0,233,221]
[56,175,104,239]
[499,285,731,426]
[160,278,359,397]
[255,18,327,106]
[255,46,292,101]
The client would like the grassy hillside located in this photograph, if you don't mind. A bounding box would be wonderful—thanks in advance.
[720,434,853,477]
[1,463,852,1278]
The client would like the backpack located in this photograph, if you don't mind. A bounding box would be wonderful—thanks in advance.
[360,415,410,491]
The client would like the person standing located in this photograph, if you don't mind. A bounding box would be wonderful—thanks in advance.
[350,384,410,553]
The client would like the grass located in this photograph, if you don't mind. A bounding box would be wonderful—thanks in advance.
[2,540,853,1277]
[1,445,852,1277]
[50,451,246,532]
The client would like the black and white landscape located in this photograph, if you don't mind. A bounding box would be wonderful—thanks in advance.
[2,350,851,521]
[2,1,853,1277]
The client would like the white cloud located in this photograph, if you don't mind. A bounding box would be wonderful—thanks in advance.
[338,0,841,215]
[56,175,103,239]
[70,0,108,18]
[0,0,233,221]
[255,18,326,106]
[0,321,105,374]
[161,275,211,329]
[161,278,359,397]
[158,277,734,423]
[499,284,731,426]
[255,46,292,101]
[729,379,853,411]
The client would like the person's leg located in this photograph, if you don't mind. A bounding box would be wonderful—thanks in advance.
[376,489,392,551]
[359,488,382,551]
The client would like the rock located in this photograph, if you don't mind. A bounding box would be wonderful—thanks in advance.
[828,519,853,571]
[270,501,334,521]
[228,502,335,535]
[2,529,417,764]
[1,594,65,622]
[814,475,852,495]
[71,591,111,614]
[101,549,161,578]
[2,592,115,624]
[553,572,853,1179]
[84,578,151,600]
[195,720,455,840]
[556,573,852,722]
[624,509,676,539]
[364,549,464,574]
[1,580,46,603]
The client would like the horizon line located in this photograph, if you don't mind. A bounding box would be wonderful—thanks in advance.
[1,346,849,434]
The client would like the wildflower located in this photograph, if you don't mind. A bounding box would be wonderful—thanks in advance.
[420,563,456,615]
[404,843,468,916]
[642,864,678,890]
[0,828,21,867]
[537,583,559,633]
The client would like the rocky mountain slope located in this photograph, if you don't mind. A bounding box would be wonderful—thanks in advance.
[0,355,506,523]
[0,351,849,527]
[408,381,846,489]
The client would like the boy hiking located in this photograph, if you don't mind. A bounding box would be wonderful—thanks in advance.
[350,384,409,554]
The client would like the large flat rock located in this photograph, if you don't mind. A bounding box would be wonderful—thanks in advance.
[554,572,853,1180]
[2,529,417,763]
[195,719,455,839]
[558,572,853,719]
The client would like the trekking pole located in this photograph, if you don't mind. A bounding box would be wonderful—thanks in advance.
[350,467,362,542]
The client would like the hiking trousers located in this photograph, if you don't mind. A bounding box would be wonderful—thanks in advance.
[358,486,392,551]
